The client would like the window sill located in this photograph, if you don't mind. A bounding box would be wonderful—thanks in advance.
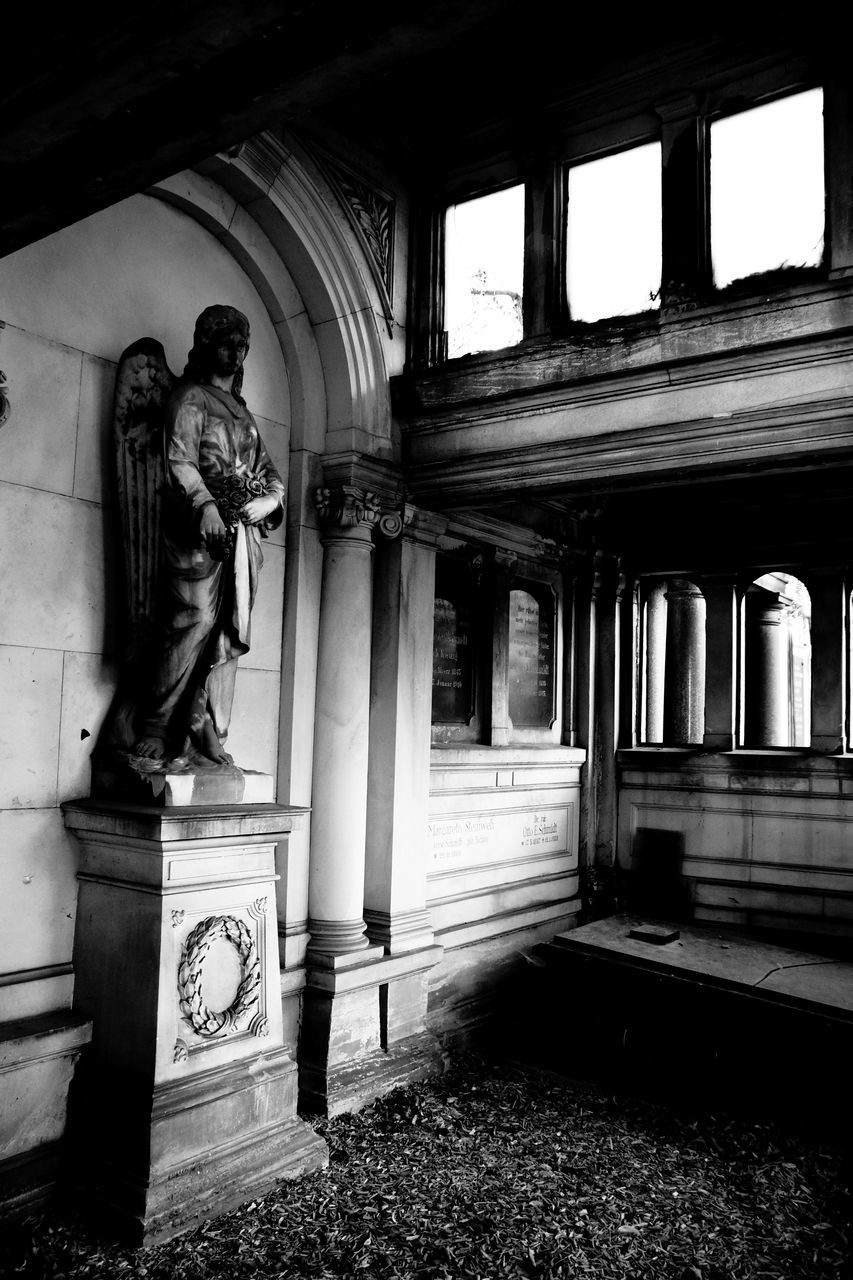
[618,746,853,770]
[400,272,848,418]
[431,743,586,766]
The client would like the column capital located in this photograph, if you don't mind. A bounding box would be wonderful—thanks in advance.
[315,484,380,532]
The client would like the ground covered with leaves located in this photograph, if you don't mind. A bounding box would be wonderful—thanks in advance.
[1,1056,850,1279]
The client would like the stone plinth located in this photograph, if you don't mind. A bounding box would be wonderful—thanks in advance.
[62,800,326,1246]
[91,759,275,806]
[299,945,445,1116]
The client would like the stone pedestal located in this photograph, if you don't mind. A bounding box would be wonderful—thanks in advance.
[62,801,327,1246]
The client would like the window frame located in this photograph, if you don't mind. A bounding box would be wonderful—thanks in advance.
[413,63,828,372]
[704,83,827,296]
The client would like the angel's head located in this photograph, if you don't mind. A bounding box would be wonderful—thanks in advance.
[184,304,251,400]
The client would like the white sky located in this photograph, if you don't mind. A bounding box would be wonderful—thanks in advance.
[711,87,824,288]
[566,141,662,322]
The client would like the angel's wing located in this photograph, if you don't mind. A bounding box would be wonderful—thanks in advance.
[113,337,176,657]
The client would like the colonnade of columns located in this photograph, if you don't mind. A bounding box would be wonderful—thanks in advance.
[636,571,844,752]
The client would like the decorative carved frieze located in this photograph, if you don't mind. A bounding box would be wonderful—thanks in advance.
[177,914,262,1039]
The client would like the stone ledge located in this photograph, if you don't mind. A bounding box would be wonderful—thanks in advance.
[0,1010,92,1070]
[305,945,444,995]
[62,799,310,843]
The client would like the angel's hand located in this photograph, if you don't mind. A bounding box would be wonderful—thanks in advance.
[241,494,280,525]
[199,503,228,553]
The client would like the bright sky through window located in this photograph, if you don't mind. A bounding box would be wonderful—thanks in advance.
[711,88,824,289]
[444,184,524,358]
[566,141,662,323]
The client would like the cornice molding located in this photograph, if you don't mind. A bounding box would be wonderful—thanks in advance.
[406,392,853,507]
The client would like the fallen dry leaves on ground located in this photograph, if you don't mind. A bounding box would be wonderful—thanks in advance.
[1,1055,849,1279]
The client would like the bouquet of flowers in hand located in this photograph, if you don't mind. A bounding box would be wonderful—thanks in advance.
[207,472,268,559]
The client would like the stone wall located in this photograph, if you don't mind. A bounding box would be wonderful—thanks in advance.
[618,754,853,942]
[0,188,291,1205]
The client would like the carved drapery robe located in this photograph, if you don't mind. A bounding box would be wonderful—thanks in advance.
[140,381,285,753]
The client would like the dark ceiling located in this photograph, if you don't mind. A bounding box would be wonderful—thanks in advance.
[0,0,523,258]
[1,4,779,260]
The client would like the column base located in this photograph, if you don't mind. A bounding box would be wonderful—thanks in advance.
[364,907,435,954]
[67,1048,327,1247]
[299,945,443,1116]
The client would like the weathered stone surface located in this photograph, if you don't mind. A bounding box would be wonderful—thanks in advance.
[62,801,325,1243]
[0,1010,92,1218]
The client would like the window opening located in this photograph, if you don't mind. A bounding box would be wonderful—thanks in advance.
[742,573,811,747]
[566,141,662,323]
[444,185,524,359]
[710,87,824,290]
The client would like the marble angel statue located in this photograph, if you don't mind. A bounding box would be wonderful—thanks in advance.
[97,304,285,776]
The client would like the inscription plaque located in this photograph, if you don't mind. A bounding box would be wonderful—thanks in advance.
[508,582,555,728]
[432,558,476,724]
[428,806,574,869]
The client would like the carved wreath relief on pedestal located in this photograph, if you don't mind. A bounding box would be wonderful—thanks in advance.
[175,914,269,1054]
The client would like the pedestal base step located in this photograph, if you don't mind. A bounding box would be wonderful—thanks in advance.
[77,1115,328,1247]
[68,1049,328,1246]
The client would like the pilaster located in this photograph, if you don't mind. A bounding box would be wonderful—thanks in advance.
[365,505,448,958]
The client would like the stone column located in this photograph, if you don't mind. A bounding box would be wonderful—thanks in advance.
[307,485,379,957]
[642,580,668,743]
[744,586,789,747]
[662,579,706,745]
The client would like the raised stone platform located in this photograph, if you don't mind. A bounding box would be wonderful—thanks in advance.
[547,913,853,1017]
[533,913,853,1131]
